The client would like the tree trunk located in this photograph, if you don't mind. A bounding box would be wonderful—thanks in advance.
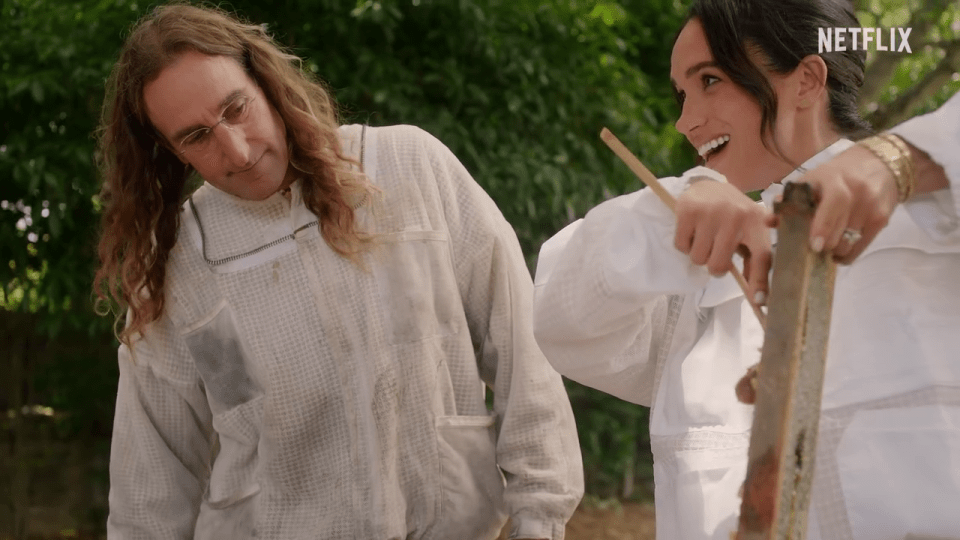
[859,0,956,107]
[867,40,960,130]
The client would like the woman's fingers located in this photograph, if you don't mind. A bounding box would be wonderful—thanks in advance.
[706,222,742,276]
[674,207,697,255]
[688,218,716,267]
[801,145,899,262]
[745,241,773,306]
[676,181,773,296]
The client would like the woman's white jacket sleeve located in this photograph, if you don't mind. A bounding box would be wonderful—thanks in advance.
[889,90,960,241]
[532,168,722,406]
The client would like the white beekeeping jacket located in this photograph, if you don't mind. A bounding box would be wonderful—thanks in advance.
[809,93,960,540]
[107,124,583,540]
[534,136,960,540]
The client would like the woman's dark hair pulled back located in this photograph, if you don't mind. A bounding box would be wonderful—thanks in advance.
[684,0,872,148]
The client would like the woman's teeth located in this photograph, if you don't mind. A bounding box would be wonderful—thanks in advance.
[697,135,730,159]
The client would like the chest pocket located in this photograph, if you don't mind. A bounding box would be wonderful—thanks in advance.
[370,229,462,343]
[182,301,263,507]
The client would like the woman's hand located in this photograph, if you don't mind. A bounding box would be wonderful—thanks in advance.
[794,144,899,264]
[795,137,948,264]
[674,179,773,304]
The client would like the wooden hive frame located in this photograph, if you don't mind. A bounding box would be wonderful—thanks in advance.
[735,182,837,540]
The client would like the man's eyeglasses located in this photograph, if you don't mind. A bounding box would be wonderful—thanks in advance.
[175,94,258,157]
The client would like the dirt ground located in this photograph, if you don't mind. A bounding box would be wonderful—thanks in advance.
[11,500,657,540]
[498,500,656,540]
[566,501,656,540]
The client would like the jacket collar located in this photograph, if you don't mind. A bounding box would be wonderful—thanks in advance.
[760,138,854,208]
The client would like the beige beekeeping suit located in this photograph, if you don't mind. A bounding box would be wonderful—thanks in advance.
[107,124,583,540]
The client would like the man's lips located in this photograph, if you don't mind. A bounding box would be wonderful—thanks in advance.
[234,153,264,175]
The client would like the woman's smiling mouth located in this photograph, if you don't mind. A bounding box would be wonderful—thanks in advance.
[697,135,730,160]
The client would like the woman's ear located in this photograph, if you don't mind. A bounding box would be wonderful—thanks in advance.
[794,54,829,109]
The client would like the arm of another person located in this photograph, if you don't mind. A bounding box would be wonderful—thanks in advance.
[107,313,213,539]
[802,91,958,262]
[411,127,583,540]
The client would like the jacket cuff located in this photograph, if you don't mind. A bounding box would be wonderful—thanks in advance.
[507,514,567,540]
[887,96,960,237]
[680,165,729,191]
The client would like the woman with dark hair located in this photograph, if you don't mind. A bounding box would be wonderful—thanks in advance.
[534,0,960,538]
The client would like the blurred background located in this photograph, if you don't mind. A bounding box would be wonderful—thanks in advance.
[2,0,958,538]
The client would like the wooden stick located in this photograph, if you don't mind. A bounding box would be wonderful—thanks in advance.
[735,182,836,540]
[600,127,767,328]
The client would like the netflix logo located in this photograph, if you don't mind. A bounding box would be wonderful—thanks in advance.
[817,27,913,53]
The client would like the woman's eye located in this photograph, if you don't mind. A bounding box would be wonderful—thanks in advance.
[703,75,720,88]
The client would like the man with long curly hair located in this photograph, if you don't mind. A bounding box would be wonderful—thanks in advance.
[92,4,583,539]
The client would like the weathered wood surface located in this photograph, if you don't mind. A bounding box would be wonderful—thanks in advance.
[735,183,837,540]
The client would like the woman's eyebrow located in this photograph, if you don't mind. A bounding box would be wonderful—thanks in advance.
[670,60,721,90]
[684,60,720,78]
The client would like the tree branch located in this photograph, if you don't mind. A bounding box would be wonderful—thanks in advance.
[859,0,954,104]
[866,43,960,129]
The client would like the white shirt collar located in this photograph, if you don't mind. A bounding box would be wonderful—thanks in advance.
[759,138,854,207]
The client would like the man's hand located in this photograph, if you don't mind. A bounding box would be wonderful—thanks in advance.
[675,179,773,304]
[794,144,899,264]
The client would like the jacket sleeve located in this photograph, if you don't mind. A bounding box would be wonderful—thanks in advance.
[107,312,213,540]
[532,168,723,406]
[415,127,584,540]
[888,90,960,241]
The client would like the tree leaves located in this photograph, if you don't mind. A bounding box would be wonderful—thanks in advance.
[3,0,959,505]
[857,0,960,128]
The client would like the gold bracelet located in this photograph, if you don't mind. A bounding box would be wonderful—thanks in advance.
[880,133,916,201]
[857,134,915,202]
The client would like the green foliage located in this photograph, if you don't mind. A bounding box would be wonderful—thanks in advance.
[233,0,692,266]
[3,1,960,523]
[857,0,960,127]
[2,0,689,503]
[567,379,654,499]
[1,0,132,338]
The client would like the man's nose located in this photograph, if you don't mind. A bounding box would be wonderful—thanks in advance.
[215,124,253,170]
